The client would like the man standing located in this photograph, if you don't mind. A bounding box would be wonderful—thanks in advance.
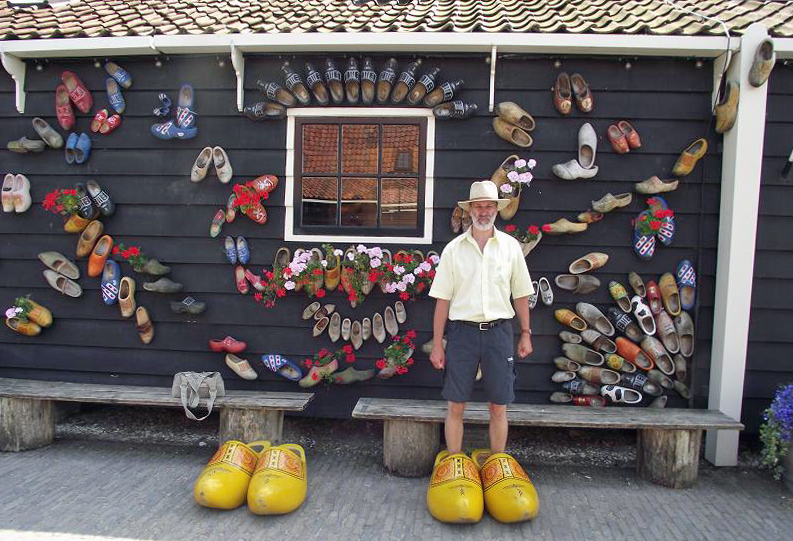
[428,180,533,456]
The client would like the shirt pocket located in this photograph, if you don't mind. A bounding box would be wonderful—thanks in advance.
[490,258,510,287]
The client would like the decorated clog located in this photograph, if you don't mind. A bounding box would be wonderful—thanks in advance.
[471,449,539,523]
[261,353,303,381]
[194,440,270,510]
[426,451,484,524]
[247,443,308,515]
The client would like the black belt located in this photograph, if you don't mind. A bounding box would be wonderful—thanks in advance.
[459,319,510,331]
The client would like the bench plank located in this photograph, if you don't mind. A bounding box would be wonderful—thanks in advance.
[0,378,313,411]
[352,398,744,431]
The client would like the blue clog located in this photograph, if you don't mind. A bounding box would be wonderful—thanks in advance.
[106,77,125,114]
[633,210,656,261]
[104,61,132,89]
[64,132,78,164]
[74,133,91,164]
[676,259,697,311]
[224,236,237,265]
[236,236,250,265]
[261,354,303,381]
[648,196,675,246]
[175,84,197,129]
[101,259,121,305]
[151,120,197,140]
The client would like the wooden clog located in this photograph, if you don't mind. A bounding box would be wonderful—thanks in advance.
[247,444,307,515]
[427,451,483,524]
[471,450,538,523]
[194,440,270,510]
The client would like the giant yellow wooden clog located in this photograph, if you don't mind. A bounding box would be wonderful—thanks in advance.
[471,449,539,523]
[426,450,484,524]
[247,443,307,515]
[193,440,270,510]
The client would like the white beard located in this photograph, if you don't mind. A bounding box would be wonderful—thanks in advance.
[472,213,496,231]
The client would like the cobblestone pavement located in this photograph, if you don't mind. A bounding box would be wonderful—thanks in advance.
[1,436,792,541]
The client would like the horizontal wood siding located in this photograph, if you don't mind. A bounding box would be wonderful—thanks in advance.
[0,54,719,417]
[745,62,793,433]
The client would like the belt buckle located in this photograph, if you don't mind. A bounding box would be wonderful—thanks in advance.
[478,322,489,331]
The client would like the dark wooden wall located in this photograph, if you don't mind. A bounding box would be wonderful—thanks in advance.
[745,61,793,433]
[0,53,720,418]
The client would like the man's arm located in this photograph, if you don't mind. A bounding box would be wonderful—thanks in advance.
[514,295,533,358]
[430,299,450,369]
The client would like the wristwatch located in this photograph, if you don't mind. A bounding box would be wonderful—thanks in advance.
[521,329,532,335]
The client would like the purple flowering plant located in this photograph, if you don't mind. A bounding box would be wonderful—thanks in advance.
[760,383,793,480]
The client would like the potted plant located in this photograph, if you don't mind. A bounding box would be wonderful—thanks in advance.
[381,252,438,301]
[298,346,352,388]
[760,383,793,491]
[230,180,270,224]
[113,243,170,275]
[496,156,536,221]
[4,295,52,335]
[41,188,89,232]
[376,330,417,379]
[322,243,342,291]
[505,223,543,257]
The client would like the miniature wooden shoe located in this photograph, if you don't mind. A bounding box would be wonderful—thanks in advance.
[247,444,308,515]
[194,440,270,510]
[543,218,588,235]
[427,451,484,524]
[471,450,539,523]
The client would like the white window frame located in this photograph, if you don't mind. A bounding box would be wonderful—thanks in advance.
[284,107,435,245]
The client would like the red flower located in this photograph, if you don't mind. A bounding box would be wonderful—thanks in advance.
[646,197,657,206]
[406,330,417,339]
[121,250,131,259]
[505,224,517,233]
[55,204,63,212]
[345,354,355,363]
[395,366,408,375]
[315,288,326,298]
[541,223,552,233]
[276,288,286,297]
[407,358,414,366]
[640,214,649,222]
[253,292,263,302]
[342,345,353,354]
[428,270,436,278]
[63,189,76,196]
[265,271,274,280]
[128,247,140,256]
[304,359,312,367]
[528,225,540,235]
[376,359,387,369]
[312,373,319,380]
[348,292,358,302]
[403,336,412,344]
[283,267,293,277]
[399,291,410,301]
[313,268,323,276]
[368,271,380,282]
[650,220,662,231]
[416,283,426,292]
[112,246,120,255]
[318,348,329,357]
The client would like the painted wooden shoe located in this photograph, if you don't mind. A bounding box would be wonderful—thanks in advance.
[471,450,538,523]
[634,175,678,195]
[5,317,41,336]
[568,252,608,274]
[194,440,270,510]
[247,443,308,515]
[427,451,484,524]
[543,218,588,235]
[659,272,682,316]
[676,259,697,311]
[24,299,53,328]
[671,138,707,177]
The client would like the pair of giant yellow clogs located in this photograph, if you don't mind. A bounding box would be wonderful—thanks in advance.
[193,440,307,515]
[426,449,539,524]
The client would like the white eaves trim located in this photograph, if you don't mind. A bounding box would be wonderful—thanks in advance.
[283,107,435,246]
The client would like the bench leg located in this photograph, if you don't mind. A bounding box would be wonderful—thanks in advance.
[637,428,702,489]
[219,408,283,445]
[0,397,55,452]
[383,419,440,478]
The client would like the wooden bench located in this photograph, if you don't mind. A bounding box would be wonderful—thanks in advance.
[0,377,313,452]
[352,398,744,489]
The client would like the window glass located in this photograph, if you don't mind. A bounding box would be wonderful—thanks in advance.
[381,178,418,227]
[341,177,378,227]
[301,176,338,226]
[382,124,419,175]
[302,124,338,174]
[341,124,379,174]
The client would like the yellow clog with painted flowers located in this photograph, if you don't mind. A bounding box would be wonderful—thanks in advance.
[426,450,484,523]
[193,440,270,510]
[247,443,307,515]
[471,449,539,523]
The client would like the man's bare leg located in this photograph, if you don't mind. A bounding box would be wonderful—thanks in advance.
[488,402,508,453]
[445,401,466,454]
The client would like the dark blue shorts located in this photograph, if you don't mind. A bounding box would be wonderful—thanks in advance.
[442,320,516,405]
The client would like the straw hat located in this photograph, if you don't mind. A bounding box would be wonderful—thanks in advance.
[457,180,510,211]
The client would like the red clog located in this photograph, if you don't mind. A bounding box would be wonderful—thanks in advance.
[607,124,629,154]
[615,337,655,371]
[251,174,279,194]
[235,265,249,295]
[645,280,663,315]
[91,109,108,133]
[61,71,93,114]
[209,336,247,353]
[100,114,122,135]
[618,120,641,149]
[244,269,266,292]
[244,202,267,224]
[55,84,75,130]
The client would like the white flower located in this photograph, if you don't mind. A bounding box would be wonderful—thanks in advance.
[403,273,415,284]
[413,267,422,275]
[420,261,432,272]
[370,258,381,268]
[393,265,405,275]
[514,158,527,169]
[385,282,397,293]
[356,244,367,253]
[334,249,343,256]
[507,170,519,182]
[347,252,355,261]
[5,307,16,319]
[284,280,296,290]
[367,247,383,259]
[429,254,440,265]
[527,159,537,169]
[519,172,533,184]
[500,184,513,194]
[396,282,407,292]
[321,259,328,268]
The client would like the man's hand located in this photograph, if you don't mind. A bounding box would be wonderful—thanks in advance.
[517,334,533,358]
[430,343,446,370]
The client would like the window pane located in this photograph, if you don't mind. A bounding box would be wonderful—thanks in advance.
[341,177,378,227]
[302,124,338,174]
[381,178,418,228]
[342,124,379,174]
[302,177,338,226]
[382,124,419,175]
